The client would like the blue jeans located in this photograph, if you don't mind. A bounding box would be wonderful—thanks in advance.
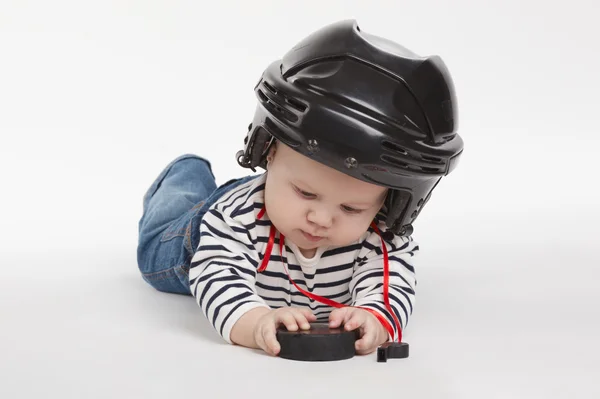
[136,154,258,295]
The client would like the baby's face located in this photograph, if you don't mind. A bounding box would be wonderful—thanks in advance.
[264,142,387,258]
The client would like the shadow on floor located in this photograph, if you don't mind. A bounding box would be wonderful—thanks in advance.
[119,271,226,346]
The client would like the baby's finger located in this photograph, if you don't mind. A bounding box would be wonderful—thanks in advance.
[355,329,376,354]
[292,308,317,329]
[296,308,317,323]
[277,311,299,332]
[290,312,311,330]
[328,307,349,328]
[344,309,366,331]
[262,324,280,355]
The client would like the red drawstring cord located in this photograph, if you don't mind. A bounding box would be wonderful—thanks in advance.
[256,207,403,343]
[256,208,273,272]
[370,222,403,342]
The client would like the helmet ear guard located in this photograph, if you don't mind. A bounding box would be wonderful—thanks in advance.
[384,190,413,236]
[236,124,274,172]
[383,174,444,236]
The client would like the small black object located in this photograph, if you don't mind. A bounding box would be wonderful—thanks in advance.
[377,342,410,362]
[381,231,395,241]
[276,323,359,361]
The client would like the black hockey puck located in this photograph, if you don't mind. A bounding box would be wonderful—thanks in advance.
[276,322,359,361]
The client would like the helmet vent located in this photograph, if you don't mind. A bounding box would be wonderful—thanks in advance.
[257,89,298,123]
[381,154,444,175]
[285,97,308,112]
[421,166,442,172]
[257,89,268,102]
[381,154,408,169]
[263,81,277,94]
[421,155,442,163]
[263,81,307,112]
[381,140,408,155]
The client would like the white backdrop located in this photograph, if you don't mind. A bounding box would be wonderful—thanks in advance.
[1,1,598,398]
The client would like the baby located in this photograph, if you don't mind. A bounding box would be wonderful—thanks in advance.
[137,19,464,357]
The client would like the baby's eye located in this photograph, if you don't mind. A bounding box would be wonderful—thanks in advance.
[341,205,363,214]
[294,185,315,198]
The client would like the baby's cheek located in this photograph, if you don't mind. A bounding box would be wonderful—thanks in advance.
[284,199,307,227]
[332,222,368,246]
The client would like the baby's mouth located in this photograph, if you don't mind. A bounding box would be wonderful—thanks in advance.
[301,230,324,242]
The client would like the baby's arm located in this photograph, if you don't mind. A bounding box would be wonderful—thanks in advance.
[188,207,271,344]
[349,227,419,342]
[229,307,272,348]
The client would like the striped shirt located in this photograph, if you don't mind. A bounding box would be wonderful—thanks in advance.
[188,173,418,344]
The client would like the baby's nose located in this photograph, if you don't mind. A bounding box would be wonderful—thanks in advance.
[307,209,332,229]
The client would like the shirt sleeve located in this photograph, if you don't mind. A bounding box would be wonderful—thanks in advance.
[188,207,271,344]
[349,224,419,342]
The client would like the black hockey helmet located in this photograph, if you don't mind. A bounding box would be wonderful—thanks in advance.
[236,19,464,236]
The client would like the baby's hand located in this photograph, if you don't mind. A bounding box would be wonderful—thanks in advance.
[329,307,389,355]
[253,307,317,356]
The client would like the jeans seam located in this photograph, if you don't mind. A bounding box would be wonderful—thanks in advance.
[143,264,187,281]
[161,229,187,241]
[185,202,205,254]
[160,201,206,243]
